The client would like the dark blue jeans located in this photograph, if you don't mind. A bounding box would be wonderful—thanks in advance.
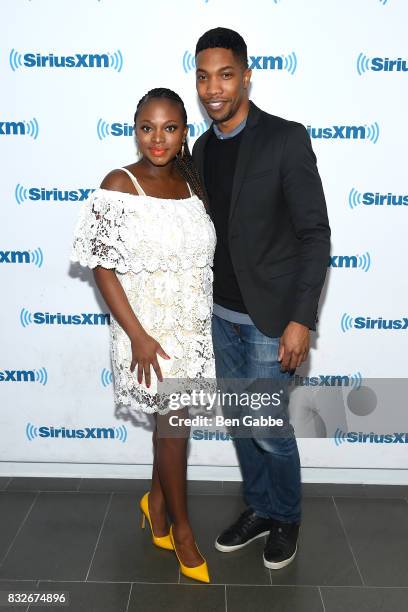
[212,313,301,523]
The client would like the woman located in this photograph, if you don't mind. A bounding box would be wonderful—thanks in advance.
[70,88,216,583]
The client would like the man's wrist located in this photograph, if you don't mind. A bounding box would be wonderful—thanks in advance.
[288,320,309,330]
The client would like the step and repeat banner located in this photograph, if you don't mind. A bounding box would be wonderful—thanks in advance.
[1,0,407,478]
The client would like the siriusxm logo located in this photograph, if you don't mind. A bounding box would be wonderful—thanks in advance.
[341,313,408,332]
[183,48,296,75]
[1,248,43,267]
[9,49,123,72]
[26,423,127,442]
[15,184,94,204]
[188,120,208,138]
[0,368,48,385]
[97,119,207,140]
[97,119,134,139]
[328,253,371,271]
[357,53,407,75]
[192,429,233,441]
[292,372,362,390]
[182,51,196,73]
[0,118,38,139]
[249,53,297,75]
[101,368,113,387]
[334,429,408,446]
[307,123,379,143]
[349,188,408,209]
[20,308,110,327]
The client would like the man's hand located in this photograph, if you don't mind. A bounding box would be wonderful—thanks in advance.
[278,321,310,372]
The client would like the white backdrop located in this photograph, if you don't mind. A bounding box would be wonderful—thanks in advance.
[1,0,407,482]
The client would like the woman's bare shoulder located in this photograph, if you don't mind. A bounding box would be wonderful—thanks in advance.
[99,168,139,196]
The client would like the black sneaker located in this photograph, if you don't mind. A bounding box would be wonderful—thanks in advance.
[263,520,300,569]
[215,508,274,552]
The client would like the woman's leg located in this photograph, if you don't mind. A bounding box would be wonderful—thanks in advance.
[147,423,168,536]
[155,407,204,567]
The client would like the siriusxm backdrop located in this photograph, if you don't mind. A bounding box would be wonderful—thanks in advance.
[1,0,407,482]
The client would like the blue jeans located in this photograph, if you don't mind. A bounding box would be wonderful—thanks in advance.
[212,313,301,523]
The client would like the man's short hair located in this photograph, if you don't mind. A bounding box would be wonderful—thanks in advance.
[195,27,248,68]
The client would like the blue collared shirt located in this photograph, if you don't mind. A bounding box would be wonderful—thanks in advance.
[212,117,247,140]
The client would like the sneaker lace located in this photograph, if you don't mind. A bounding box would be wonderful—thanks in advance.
[233,508,257,537]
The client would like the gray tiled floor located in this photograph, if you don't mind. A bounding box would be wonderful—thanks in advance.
[0,478,407,611]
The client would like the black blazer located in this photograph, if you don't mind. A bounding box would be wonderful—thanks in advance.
[192,100,331,338]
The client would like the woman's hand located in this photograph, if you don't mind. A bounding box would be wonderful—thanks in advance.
[129,331,171,388]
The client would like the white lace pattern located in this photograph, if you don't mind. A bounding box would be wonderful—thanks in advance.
[70,188,217,420]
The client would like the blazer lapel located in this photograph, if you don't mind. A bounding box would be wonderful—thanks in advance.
[229,101,262,224]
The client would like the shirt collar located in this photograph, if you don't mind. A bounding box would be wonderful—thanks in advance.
[212,116,247,140]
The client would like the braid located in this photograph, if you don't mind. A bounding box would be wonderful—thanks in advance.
[134,88,210,212]
[174,142,209,211]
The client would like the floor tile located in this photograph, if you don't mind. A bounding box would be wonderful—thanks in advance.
[227,585,324,612]
[187,480,223,495]
[78,478,151,493]
[179,495,270,585]
[0,477,12,491]
[334,497,408,586]
[0,492,37,565]
[87,493,178,583]
[303,483,408,498]
[6,478,80,492]
[0,492,109,581]
[222,482,243,496]
[321,586,408,612]
[128,583,225,612]
[31,580,131,612]
[270,497,362,586]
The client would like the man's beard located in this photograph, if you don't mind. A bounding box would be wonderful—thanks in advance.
[211,102,236,125]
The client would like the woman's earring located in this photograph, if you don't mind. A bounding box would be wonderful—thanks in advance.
[181,141,185,156]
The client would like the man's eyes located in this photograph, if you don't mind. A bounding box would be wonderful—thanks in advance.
[196,73,233,80]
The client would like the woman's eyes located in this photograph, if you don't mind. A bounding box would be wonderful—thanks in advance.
[140,125,178,133]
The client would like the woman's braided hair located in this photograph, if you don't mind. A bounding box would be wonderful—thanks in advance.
[134,87,209,211]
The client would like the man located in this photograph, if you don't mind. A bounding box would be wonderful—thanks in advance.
[192,27,330,570]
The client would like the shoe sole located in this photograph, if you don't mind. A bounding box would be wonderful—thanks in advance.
[263,544,297,569]
[215,530,271,553]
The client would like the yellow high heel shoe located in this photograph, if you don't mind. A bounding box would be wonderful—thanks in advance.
[169,525,210,583]
[139,492,174,551]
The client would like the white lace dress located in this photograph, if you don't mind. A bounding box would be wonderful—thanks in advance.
[70,169,217,421]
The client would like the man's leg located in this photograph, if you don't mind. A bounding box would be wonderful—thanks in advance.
[241,323,301,523]
[212,314,271,510]
[211,314,278,551]
[240,323,301,569]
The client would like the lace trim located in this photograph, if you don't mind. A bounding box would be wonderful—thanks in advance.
[70,189,216,273]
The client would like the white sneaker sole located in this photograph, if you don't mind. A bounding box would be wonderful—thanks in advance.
[215,530,271,553]
[263,543,298,569]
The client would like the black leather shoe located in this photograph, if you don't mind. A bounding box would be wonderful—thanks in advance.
[263,520,300,569]
[215,508,274,552]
